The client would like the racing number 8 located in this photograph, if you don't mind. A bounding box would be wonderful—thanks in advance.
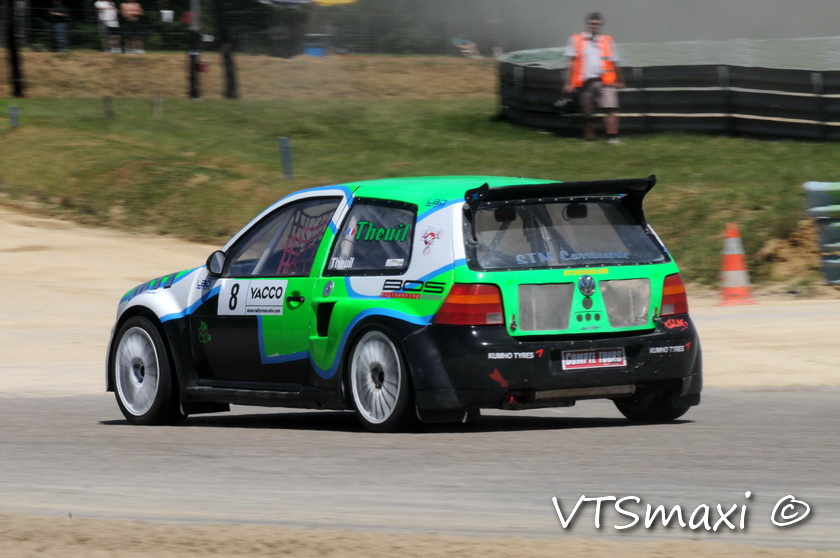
[229,283,240,311]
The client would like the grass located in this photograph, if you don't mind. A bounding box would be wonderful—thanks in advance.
[1,92,835,286]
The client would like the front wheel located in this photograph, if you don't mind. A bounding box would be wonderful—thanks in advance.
[111,316,185,425]
[614,392,689,423]
[348,329,413,433]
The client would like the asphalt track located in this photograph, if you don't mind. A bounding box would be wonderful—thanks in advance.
[1,387,838,550]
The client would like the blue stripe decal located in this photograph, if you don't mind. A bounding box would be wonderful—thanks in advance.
[257,315,310,364]
[417,199,461,222]
[159,285,221,323]
[310,308,433,380]
[416,258,467,283]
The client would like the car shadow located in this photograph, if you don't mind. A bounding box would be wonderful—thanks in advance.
[101,410,691,433]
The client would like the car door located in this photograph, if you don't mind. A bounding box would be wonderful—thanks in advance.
[191,196,342,388]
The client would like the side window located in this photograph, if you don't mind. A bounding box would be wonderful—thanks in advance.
[226,197,341,278]
[326,200,415,275]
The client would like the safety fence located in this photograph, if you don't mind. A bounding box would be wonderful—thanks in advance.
[498,57,840,141]
[3,4,464,56]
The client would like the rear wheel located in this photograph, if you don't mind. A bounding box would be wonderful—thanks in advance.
[111,316,185,425]
[614,392,689,423]
[348,329,413,433]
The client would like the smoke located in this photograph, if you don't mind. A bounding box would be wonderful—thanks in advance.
[418,0,840,53]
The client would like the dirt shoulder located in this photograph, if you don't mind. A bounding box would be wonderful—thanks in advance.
[1,51,497,101]
[3,512,840,558]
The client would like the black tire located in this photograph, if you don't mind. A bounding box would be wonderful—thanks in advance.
[614,391,690,423]
[110,315,185,425]
[347,329,413,433]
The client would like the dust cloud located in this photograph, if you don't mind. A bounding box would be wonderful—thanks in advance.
[409,0,839,52]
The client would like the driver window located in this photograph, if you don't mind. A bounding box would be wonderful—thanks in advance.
[226,198,340,278]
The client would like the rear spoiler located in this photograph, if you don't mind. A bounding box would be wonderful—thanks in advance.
[464,175,656,231]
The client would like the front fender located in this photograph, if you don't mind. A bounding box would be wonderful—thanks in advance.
[107,266,210,392]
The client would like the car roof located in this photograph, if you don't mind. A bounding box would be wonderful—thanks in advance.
[342,176,555,203]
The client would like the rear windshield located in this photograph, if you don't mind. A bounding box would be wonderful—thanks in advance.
[467,199,668,270]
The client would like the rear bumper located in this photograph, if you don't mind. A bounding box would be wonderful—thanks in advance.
[401,316,702,413]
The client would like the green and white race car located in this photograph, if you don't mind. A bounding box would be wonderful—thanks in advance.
[107,175,701,432]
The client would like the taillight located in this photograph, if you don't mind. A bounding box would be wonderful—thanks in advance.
[433,284,504,325]
[661,273,689,316]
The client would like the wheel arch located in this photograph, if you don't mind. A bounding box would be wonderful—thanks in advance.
[107,306,185,395]
[337,315,422,408]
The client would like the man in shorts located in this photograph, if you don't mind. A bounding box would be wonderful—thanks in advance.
[95,0,121,53]
[563,13,625,143]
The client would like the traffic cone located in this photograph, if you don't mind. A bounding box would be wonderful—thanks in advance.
[717,222,757,305]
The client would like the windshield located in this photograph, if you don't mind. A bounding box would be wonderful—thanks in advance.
[468,199,668,270]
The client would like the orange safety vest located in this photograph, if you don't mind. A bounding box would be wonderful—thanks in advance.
[569,33,617,88]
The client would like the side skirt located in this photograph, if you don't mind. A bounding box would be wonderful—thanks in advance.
[184,385,347,411]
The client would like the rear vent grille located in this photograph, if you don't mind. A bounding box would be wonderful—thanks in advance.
[599,279,651,327]
[518,284,574,331]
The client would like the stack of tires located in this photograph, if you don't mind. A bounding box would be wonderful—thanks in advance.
[803,182,840,285]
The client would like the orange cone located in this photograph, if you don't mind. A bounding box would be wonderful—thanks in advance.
[717,223,756,305]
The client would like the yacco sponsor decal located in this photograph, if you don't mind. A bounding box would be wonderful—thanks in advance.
[662,318,689,331]
[218,280,288,316]
[517,251,629,265]
[352,221,411,243]
[309,308,433,379]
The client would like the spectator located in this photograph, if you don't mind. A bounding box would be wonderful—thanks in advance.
[48,0,70,52]
[120,0,144,54]
[95,0,121,53]
[563,12,625,143]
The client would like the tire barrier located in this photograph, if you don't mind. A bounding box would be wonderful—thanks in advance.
[803,182,840,285]
[498,52,840,141]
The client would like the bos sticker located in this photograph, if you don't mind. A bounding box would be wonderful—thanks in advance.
[218,279,288,316]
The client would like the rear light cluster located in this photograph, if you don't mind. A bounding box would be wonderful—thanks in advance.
[433,284,504,326]
[661,273,689,316]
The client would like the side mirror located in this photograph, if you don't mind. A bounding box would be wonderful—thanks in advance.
[206,250,226,277]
